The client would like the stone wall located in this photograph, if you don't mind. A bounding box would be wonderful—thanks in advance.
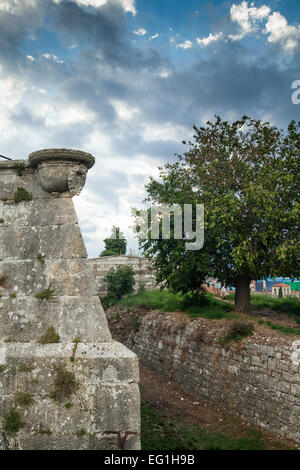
[0,150,140,450]
[120,311,300,443]
[89,256,157,297]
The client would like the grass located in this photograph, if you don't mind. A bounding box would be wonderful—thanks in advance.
[35,286,56,300]
[102,289,235,320]
[38,326,60,344]
[2,409,25,434]
[14,391,34,407]
[141,401,266,450]
[259,320,300,337]
[250,294,300,318]
[13,187,32,204]
[50,365,78,402]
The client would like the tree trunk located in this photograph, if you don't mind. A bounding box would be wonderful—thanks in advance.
[235,275,251,314]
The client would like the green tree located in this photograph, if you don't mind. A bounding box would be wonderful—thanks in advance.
[104,266,135,299]
[136,117,300,314]
[100,226,127,257]
[278,287,283,298]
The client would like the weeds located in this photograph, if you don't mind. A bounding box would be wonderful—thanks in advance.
[2,409,25,434]
[50,365,78,402]
[219,320,254,347]
[38,326,60,345]
[35,286,56,300]
[13,187,32,204]
[14,391,34,407]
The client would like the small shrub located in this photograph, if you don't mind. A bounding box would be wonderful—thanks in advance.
[133,315,140,332]
[222,303,234,312]
[10,292,16,299]
[137,281,146,294]
[0,218,4,223]
[181,291,209,309]
[50,365,78,402]
[35,286,56,300]
[14,391,34,407]
[36,254,45,264]
[104,266,135,299]
[220,320,254,346]
[0,365,6,372]
[13,187,32,204]
[65,402,73,409]
[38,326,60,345]
[114,310,120,320]
[76,428,86,437]
[39,428,52,435]
[14,164,25,176]
[3,409,25,434]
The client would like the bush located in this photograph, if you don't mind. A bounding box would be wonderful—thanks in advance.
[181,291,209,309]
[220,320,254,346]
[104,266,135,299]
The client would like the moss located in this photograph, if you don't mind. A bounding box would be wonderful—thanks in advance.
[219,320,254,347]
[0,365,6,372]
[0,218,4,223]
[65,402,73,409]
[70,337,80,362]
[14,164,25,176]
[13,187,32,204]
[39,428,52,435]
[14,391,34,407]
[76,429,86,437]
[38,326,60,345]
[2,409,25,434]
[34,286,56,300]
[50,365,79,402]
[36,254,45,265]
[10,293,16,299]
[18,361,35,372]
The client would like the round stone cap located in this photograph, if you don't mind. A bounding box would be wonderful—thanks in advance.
[29,148,95,169]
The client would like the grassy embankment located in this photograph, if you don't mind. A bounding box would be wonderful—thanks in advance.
[102,289,300,336]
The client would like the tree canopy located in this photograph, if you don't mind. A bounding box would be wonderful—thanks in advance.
[136,116,300,313]
[100,226,127,257]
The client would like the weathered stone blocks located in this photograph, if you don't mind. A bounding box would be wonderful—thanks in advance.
[0,150,140,450]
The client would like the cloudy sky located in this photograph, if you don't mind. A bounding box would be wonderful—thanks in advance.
[1,0,299,257]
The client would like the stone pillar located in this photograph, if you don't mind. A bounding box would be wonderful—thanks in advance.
[0,149,140,450]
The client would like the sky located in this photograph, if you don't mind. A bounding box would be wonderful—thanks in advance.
[0,0,299,257]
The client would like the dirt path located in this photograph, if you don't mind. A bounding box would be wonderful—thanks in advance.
[140,366,297,450]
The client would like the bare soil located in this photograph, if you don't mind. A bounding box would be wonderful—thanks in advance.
[140,366,297,450]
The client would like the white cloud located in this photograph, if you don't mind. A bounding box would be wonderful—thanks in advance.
[176,40,193,50]
[156,69,172,79]
[229,1,271,40]
[43,53,64,64]
[110,100,140,121]
[0,0,37,14]
[54,0,136,15]
[150,33,159,40]
[264,12,300,51]
[197,32,223,47]
[133,27,147,36]
[26,55,35,61]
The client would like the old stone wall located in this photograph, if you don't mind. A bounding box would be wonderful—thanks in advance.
[89,256,157,297]
[120,311,300,443]
[0,150,140,450]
